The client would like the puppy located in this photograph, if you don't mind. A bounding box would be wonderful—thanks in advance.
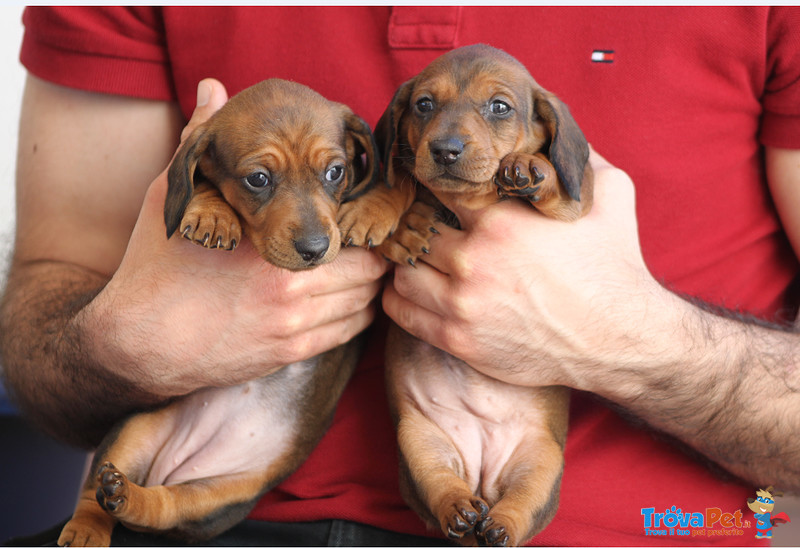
[58,79,380,546]
[372,45,593,546]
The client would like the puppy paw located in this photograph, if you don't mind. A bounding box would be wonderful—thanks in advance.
[475,515,513,547]
[338,198,401,249]
[95,462,130,516]
[495,152,558,205]
[436,497,489,542]
[57,520,112,548]
[375,201,438,266]
[179,199,242,251]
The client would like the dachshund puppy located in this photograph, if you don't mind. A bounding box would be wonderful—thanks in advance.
[58,79,380,547]
[376,45,594,546]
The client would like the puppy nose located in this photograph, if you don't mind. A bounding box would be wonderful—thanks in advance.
[430,138,464,165]
[294,235,330,262]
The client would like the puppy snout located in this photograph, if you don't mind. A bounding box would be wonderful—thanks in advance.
[430,138,464,166]
[294,235,330,262]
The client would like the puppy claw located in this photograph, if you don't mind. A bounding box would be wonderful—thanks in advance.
[532,166,545,183]
[407,258,416,267]
[513,166,529,186]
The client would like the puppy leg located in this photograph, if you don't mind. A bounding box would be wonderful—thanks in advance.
[397,410,490,543]
[93,462,268,540]
[496,152,585,221]
[476,428,565,546]
[178,181,242,250]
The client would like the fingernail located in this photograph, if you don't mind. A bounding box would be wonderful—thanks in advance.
[196,80,211,107]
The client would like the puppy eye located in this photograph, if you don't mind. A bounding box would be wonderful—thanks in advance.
[489,100,512,116]
[415,98,434,114]
[325,165,345,183]
[244,171,270,189]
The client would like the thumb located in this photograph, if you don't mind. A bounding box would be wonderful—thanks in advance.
[139,78,229,241]
[179,78,229,143]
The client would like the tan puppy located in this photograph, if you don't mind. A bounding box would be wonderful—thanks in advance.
[367,45,594,546]
[58,79,381,546]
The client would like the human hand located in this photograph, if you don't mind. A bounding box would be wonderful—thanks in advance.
[383,148,671,389]
[82,79,389,398]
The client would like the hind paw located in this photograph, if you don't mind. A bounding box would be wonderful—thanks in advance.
[95,462,129,515]
[438,497,489,542]
[476,516,511,547]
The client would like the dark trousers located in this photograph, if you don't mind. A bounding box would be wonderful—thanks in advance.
[5,518,452,547]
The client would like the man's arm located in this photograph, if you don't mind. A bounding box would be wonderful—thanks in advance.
[383,147,800,490]
[0,75,185,446]
[0,76,387,447]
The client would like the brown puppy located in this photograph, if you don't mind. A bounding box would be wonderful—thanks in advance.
[377,45,594,546]
[58,79,381,547]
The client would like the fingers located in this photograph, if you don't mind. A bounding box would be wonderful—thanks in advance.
[275,304,377,366]
[585,145,637,221]
[180,78,229,143]
[311,246,390,295]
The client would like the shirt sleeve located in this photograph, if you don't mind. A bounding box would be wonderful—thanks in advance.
[760,6,800,149]
[19,6,176,101]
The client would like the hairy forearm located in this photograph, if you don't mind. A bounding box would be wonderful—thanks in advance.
[577,287,800,490]
[0,261,162,448]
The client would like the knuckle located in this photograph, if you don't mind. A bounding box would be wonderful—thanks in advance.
[446,290,475,323]
[448,247,475,280]
[439,323,470,358]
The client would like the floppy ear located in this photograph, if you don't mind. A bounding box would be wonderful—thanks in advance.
[342,111,380,201]
[164,124,213,238]
[532,89,589,202]
[374,78,415,189]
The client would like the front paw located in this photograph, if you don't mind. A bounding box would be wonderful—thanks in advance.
[495,152,558,205]
[338,199,400,249]
[179,200,241,250]
[375,201,438,266]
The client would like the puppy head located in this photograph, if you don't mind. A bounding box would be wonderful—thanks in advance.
[166,79,378,270]
[378,44,588,204]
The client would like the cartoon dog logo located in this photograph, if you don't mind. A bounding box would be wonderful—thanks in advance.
[747,486,791,539]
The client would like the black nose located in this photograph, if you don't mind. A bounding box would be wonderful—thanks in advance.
[294,235,330,262]
[430,138,464,165]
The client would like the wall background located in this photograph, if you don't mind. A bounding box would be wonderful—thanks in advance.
[0,6,24,277]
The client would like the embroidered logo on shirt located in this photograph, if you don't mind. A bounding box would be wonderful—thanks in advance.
[591,50,615,63]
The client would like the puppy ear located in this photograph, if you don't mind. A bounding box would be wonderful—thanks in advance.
[532,89,589,202]
[342,111,380,201]
[374,78,415,188]
[164,124,212,238]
